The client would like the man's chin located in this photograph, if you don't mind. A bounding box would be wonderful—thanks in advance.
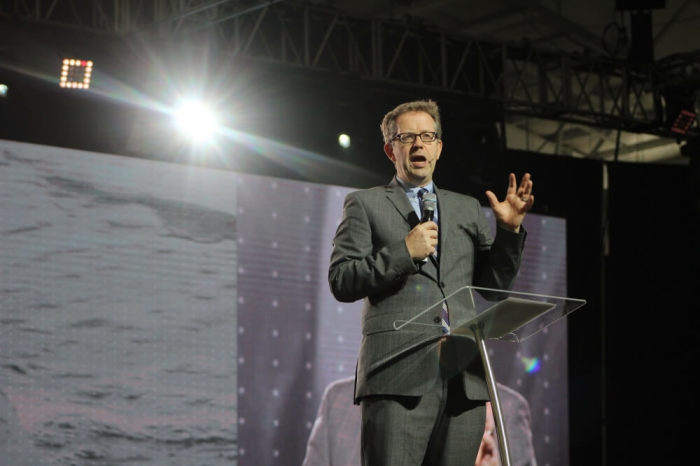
[406,173,432,186]
[411,167,432,177]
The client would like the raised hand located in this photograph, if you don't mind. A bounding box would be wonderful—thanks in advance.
[475,402,500,466]
[485,172,534,233]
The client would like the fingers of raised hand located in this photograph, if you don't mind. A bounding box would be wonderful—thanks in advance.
[517,173,533,203]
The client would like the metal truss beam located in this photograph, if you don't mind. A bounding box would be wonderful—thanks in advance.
[1,0,698,137]
[0,0,149,32]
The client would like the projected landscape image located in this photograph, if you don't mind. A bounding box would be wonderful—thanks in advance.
[0,141,238,464]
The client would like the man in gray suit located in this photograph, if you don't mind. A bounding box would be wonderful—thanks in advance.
[328,100,534,465]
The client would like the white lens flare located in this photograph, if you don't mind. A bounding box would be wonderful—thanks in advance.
[173,100,219,142]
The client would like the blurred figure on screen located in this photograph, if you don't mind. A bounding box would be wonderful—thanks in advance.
[475,396,537,466]
[475,401,501,466]
[303,376,537,466]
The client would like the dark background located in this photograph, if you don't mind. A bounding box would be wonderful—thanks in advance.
[1,20,699,464]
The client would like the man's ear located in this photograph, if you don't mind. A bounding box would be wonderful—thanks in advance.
[384,143,396,162]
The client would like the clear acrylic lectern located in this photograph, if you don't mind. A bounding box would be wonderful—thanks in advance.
[392,286,586,466]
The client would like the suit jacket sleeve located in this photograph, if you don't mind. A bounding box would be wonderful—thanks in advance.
[302,389,332,466]
[328,191,418,303]
[302,377,362,466]
[472,199,526,292]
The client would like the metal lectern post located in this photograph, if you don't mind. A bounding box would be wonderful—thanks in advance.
[473,323,512,466]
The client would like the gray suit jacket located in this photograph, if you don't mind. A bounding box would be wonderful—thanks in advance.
[328,178,525,402]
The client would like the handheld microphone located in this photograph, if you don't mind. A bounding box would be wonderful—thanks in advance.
[419,192,437,263]
[420,192,437,223]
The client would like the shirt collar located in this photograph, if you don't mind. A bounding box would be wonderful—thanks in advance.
[394,175,434,195]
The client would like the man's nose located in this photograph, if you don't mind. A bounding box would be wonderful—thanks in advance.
[411,137,424,149]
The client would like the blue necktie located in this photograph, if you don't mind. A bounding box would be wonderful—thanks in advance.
[440,302,450,333]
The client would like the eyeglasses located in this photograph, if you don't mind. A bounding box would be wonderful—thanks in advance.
[391,132,439,144]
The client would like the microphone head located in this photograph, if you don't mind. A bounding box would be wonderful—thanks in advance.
[421,192,437,222]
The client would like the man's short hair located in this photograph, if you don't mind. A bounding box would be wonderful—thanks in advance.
[380,100,442,144]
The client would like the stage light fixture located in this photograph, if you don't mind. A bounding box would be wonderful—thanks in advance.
[172,99,219,142]
[0,84,7,97]
[338,133,351,149]
[671,109,697,135]
[59,58,93,89]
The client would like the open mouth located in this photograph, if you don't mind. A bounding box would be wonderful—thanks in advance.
[410,155,428,167]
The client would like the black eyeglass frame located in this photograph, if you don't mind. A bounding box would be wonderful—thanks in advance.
[391,131,439,144]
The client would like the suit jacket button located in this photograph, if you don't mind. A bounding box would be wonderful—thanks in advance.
[433,316,441,324]
[439,281,445,288]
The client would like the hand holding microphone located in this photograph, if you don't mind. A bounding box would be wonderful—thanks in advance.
[405,192,438,261]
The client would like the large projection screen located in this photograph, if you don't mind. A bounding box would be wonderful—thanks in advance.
[1,140,568,465]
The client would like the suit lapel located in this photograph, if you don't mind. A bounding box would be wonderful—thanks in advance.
[384,179,438,282]
[385,179,419,228]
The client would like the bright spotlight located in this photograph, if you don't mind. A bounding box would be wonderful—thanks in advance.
[59,58,93,89]
[338,133,351,149]
[173,100,219,142]
[0,84,7,98]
